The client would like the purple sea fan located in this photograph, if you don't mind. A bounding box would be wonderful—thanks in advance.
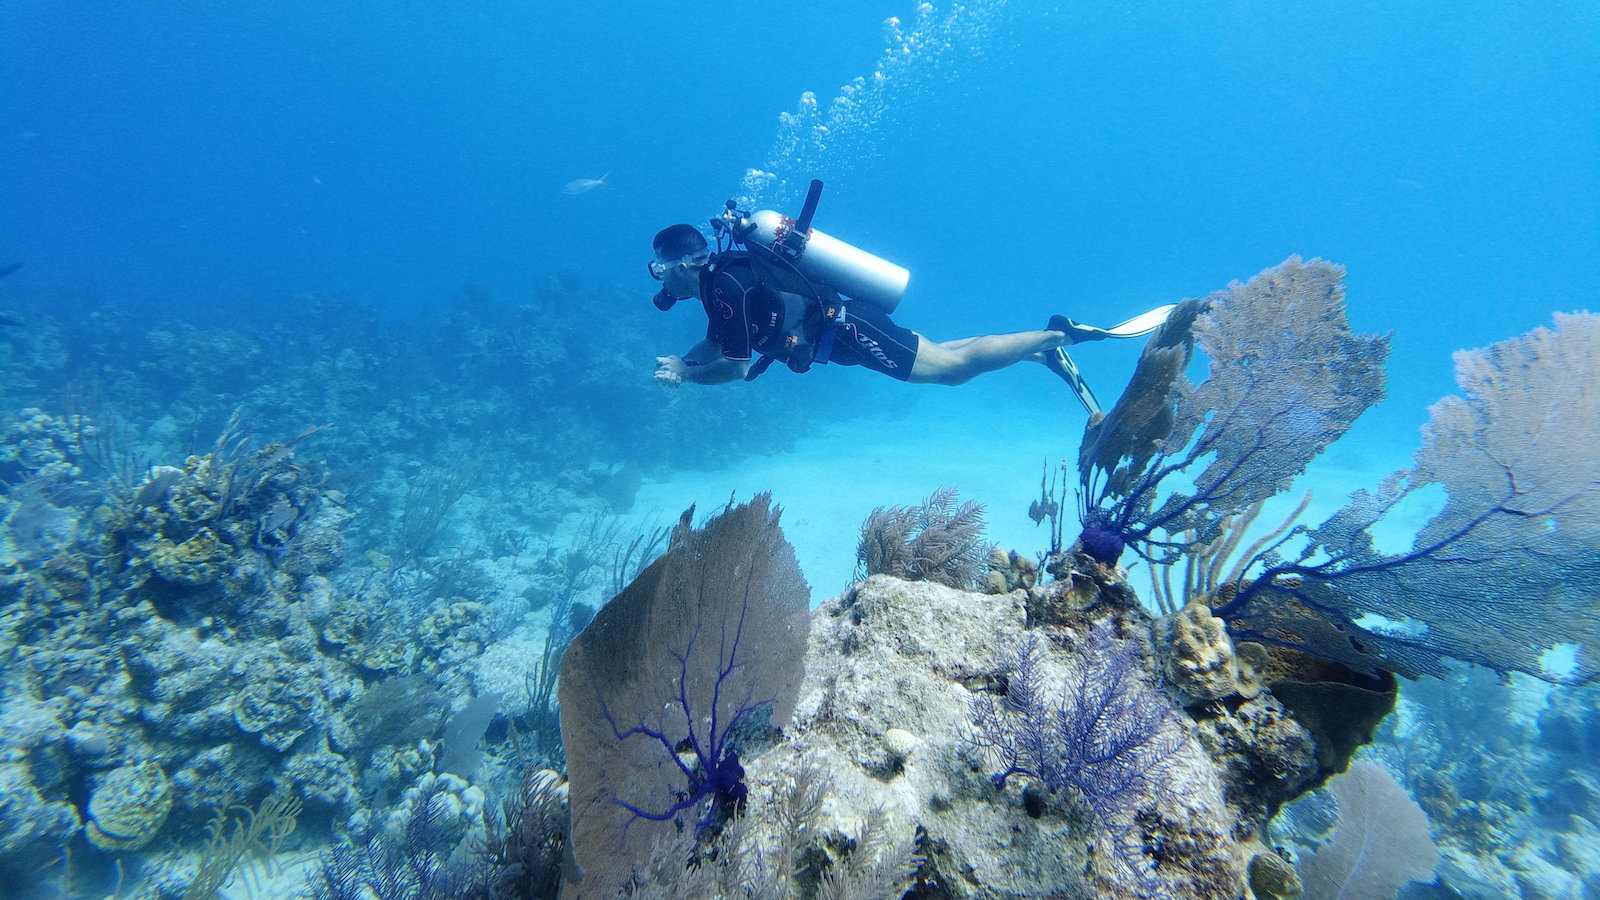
[967,624,1183,873]
[1216,311,1600,684]
[1075,259,1387,567]
[557,494,811,895]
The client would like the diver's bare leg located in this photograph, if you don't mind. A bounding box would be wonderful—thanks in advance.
[908,330,1066,385]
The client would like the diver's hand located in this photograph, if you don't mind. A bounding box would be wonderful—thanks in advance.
[654,355,688,387]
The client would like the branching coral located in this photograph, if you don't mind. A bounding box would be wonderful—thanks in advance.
[1144,492,1313,615]
[1215,312,1600,684]
[856,486,989,589]
[392,464,475,565]
[557,494,810,895]
[307,776,484,900]
[967,625,1183,877]
[479,768,568,899]
[1077,258,1387,568]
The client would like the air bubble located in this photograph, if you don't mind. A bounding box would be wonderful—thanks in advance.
[740,1,1009,208]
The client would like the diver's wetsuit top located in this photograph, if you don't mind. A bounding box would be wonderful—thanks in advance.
[696,250,918,381]
[697,252,834,362]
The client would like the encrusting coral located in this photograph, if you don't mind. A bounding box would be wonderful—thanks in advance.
[984,545,1038,594]
[1161,598,1266,704]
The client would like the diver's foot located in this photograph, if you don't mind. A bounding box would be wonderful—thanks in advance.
[1049,313,1111,345]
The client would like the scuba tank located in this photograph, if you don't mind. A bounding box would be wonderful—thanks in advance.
[712,180,910,313]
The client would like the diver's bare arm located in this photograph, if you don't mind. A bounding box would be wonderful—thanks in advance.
[683,356,751,385]
[681,339,722,366]
[655,340,750,386]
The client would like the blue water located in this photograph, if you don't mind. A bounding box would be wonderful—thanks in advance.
[2,2,1597,897]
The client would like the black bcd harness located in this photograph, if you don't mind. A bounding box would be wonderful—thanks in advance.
[699,247,846,382]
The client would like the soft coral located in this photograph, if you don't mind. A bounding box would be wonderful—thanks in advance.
[558,495,811,892]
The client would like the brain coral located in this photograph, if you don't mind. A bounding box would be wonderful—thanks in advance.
[86,760,173,851]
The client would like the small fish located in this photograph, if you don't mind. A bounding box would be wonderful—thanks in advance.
[0,264,23,326]
[563,172,609,195]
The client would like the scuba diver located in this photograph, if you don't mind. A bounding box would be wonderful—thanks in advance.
[647,181,1172,414]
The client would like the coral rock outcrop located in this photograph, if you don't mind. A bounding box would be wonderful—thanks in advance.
[745,574,1248,898]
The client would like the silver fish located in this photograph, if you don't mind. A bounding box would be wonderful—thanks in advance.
[0,262,19,326]
[562,172,609,195]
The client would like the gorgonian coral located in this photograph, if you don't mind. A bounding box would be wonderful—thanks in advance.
[1076,258,1387,568]
[557,494,810,894]
[856,486,989,589]
[967,624,1182,878]
[1215,312,1600,685]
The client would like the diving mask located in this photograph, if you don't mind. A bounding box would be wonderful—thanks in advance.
[648,248,711,281]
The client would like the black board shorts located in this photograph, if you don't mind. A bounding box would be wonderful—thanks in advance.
[823,303,919,381]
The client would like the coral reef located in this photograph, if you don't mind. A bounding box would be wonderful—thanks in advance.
[0,267,822,897]
[2,250,1593,900]
[561,543,1387,897]
[0,416,422,891]
[733,571,1245,898]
